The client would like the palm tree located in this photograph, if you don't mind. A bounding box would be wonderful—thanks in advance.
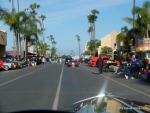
[49,35,56,47]
[76,34,81,58]
[8,0,20,54]
[36,40,49,56]
[0,10,21,53]
[87,39,100,56]
[39,14,46,42]
[124,1,150,38]
[91,9,99,39]
[51,47,57,57]
[87,9,99,51]
[48,35,57,57]
[87,26,93,40]
[17,0,22,53]
[19,4,42,59]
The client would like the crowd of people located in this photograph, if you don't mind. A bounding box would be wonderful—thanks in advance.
[27,57,51,66]
[96,54,150,80]
[27,57,62,66]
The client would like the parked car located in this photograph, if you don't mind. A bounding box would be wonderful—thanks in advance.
[0,57,13,70]
[65,57,73,65]
[67,60,79,67]
[0,59,5,70]
[88,55,110,67]
[84,58,90,63]
[11,58,27,69]
[101,56,110,64]
[88,56,98,67]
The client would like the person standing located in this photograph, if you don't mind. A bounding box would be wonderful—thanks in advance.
[42,57,46,64]
[96,56,104,74]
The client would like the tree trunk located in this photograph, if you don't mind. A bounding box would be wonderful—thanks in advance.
[19,37,22,56]
[16,31,19,52]
[24,36,28,61]
[93,22,96,51]
[78,41,80,58]
[13,29,17,56]
[146,25,149,38]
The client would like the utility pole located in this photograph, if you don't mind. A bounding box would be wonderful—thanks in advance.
[17,0,21,58]
[133,0,136,29]
[132,0,136,51]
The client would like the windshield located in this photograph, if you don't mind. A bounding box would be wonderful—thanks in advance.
[0,0,150,113]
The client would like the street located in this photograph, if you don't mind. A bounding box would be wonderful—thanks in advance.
[0,63,150,113]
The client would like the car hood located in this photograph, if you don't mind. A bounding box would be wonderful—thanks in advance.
[73,94,150,113]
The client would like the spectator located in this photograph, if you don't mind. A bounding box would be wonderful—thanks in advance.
[141,59,148,69]
[113,59,121,74]
[96,56,104,74]
[42,57,46,64]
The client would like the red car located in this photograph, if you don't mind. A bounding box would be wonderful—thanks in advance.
[0,59,5,70]
[88,56,110,67]
[67,60,79,67]
[88,56,98,67]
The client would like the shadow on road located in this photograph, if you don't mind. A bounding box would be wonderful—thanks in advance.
[92,72,103,75]
[136,79,150,86]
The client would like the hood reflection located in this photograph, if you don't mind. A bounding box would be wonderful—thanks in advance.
[74,95,150,113]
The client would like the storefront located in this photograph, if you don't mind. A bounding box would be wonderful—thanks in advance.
[0,30,7,57]
[136,38,150,62]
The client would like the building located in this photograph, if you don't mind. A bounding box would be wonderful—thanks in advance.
[136,38,150,62]
[0,30,7,57]
[98,32,120,55]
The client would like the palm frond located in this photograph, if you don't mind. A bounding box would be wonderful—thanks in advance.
[123,17,133,25]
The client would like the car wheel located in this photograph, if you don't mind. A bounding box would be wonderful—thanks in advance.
[4,65,9,71]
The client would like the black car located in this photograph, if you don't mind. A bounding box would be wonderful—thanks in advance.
[65,57,72,65]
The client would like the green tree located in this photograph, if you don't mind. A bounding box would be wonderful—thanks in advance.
[100,46,113,54]
[39,14,46,42]
[48,35,57,57]
[87,39,101,55]
[36,40,49,56]
[87,26,93,40]
[0,10,22,52]
[117,26,131,53]
[19,3,42,59]
[87,9,99,51]
[123,1,150,38]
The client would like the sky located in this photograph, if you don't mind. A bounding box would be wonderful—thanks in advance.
[0,0,148,55]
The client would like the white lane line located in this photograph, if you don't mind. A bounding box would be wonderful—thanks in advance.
[0,67,43,87]
[80,65,150,98]
[101,75,150,98]
[52,64,64,110]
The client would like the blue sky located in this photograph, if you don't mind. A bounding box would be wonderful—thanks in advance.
[0,0,148,55]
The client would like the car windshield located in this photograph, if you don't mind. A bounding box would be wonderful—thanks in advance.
[0,0,150,113]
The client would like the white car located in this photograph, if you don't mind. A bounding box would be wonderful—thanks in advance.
[3,62,12,71]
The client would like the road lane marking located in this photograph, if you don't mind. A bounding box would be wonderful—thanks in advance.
[101,75,150,98]
[52,64,64,110]
[80,65,150,98]
[0,67,43,87]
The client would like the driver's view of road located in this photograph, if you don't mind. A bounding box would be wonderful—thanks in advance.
[0,63,149,112]
[0,0,150,113]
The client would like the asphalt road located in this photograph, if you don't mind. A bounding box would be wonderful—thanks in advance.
[0,63,150,113]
